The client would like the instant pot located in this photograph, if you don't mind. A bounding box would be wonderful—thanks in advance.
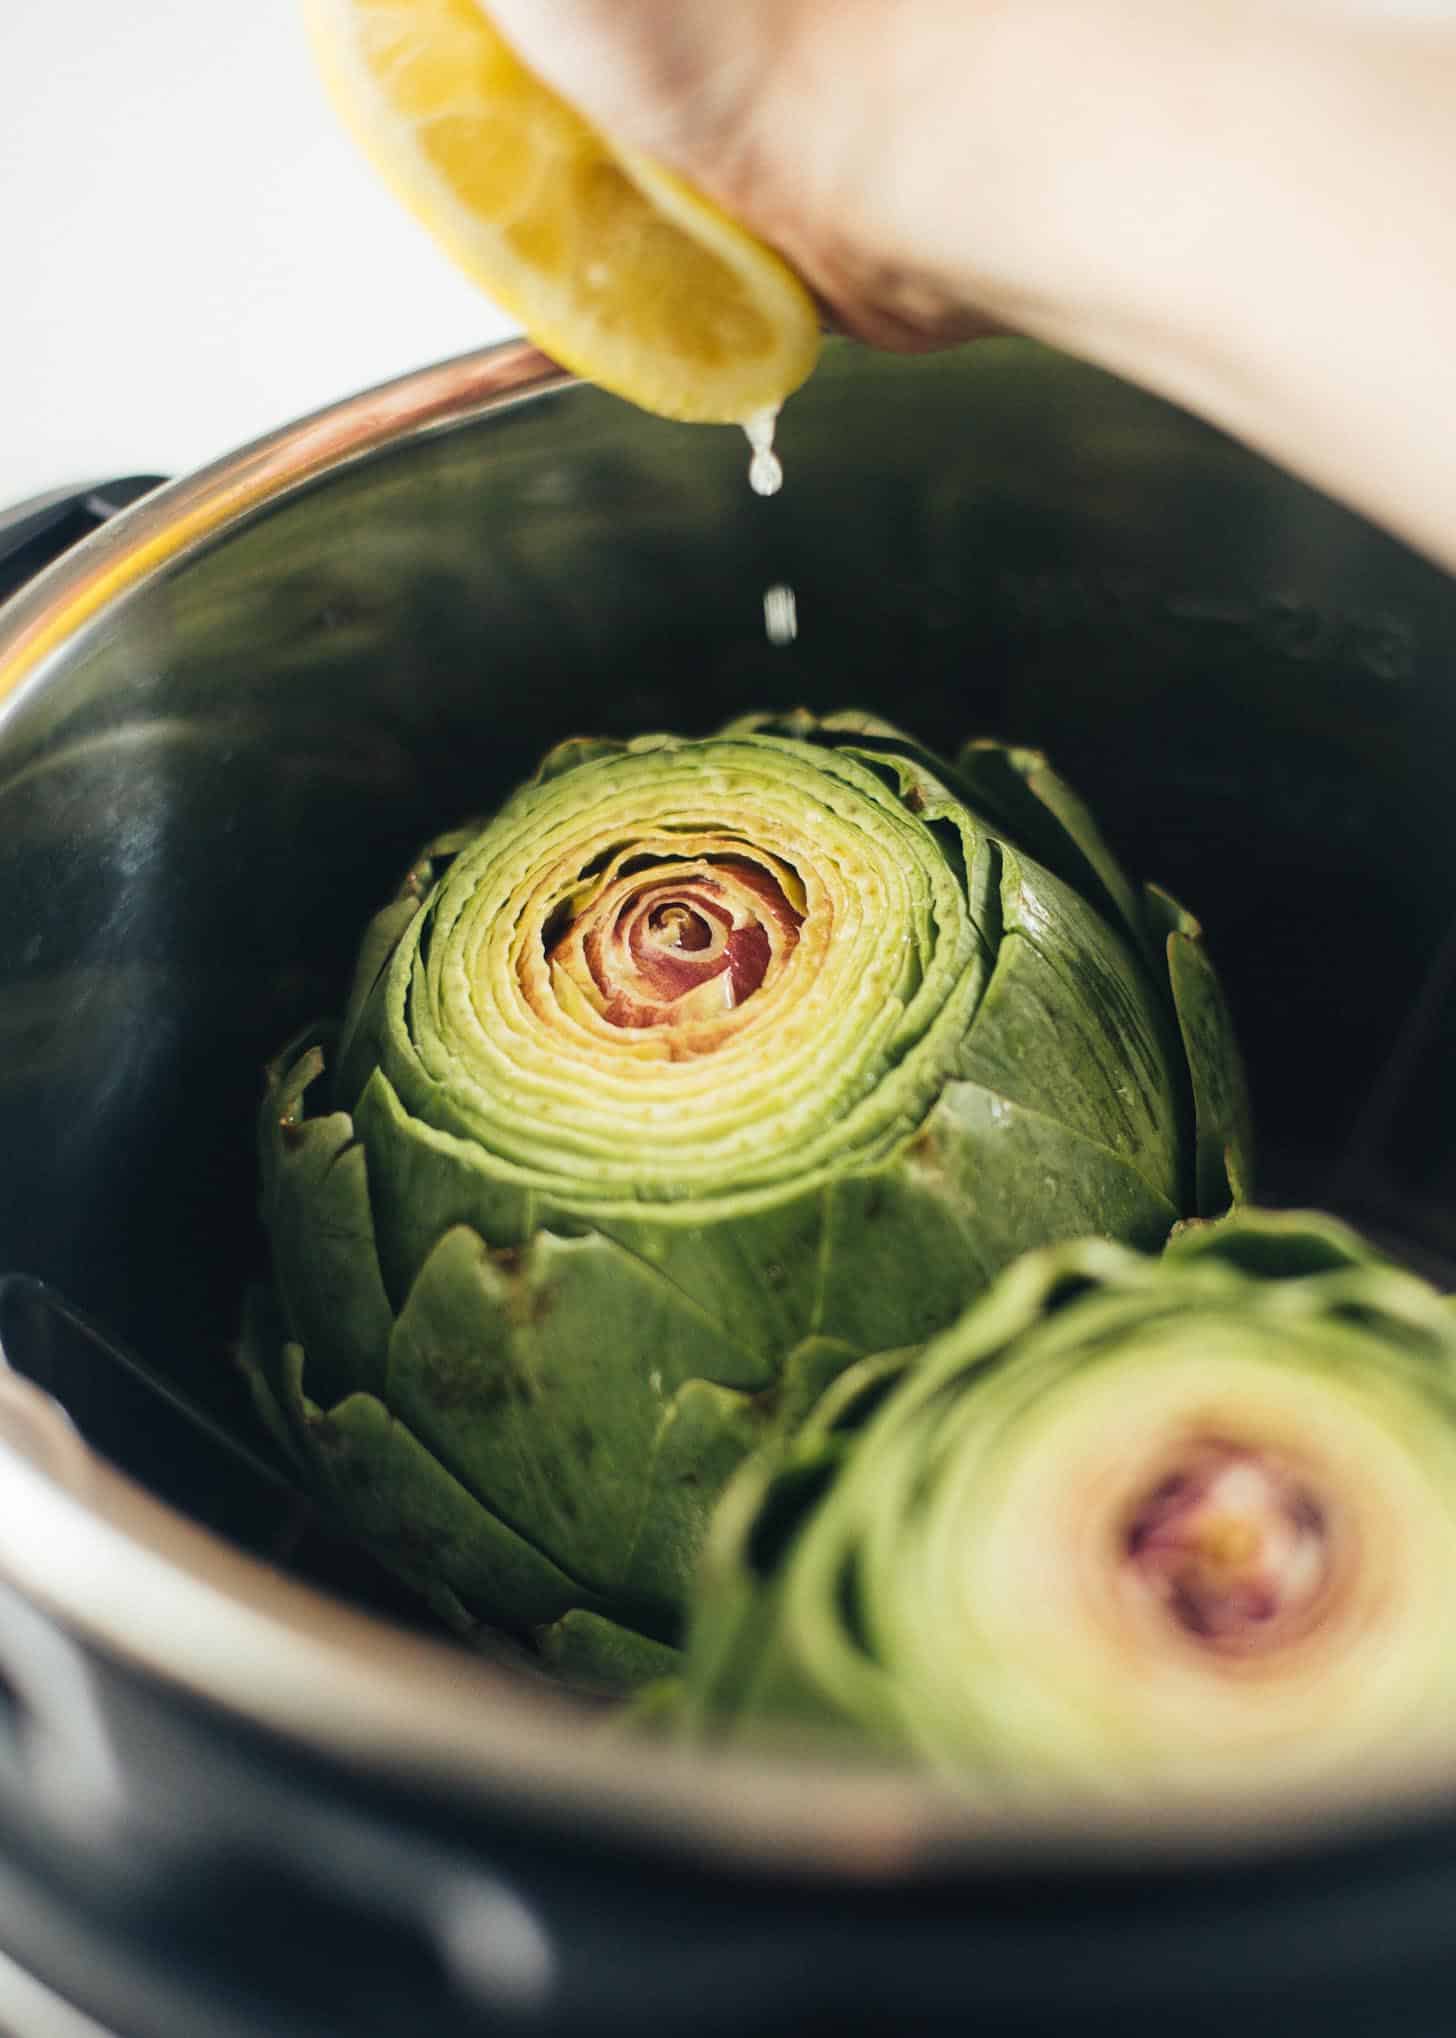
[3,337,1456,2037]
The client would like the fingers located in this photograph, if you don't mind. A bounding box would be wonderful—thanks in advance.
[483,0,775,159]
[482,0,998,354]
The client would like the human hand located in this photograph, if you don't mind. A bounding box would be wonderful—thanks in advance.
[483,0,1009,352]
[488,0,1456,578]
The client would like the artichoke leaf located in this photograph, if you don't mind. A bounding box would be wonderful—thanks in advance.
[354,1066,543,1294]
[617,1376,773,1618]
[674,1441,841,1733]
[534,1609,683,1695]
[1143,884,1256,1215]
[386,1224,765,1602]
[275,1344,587,1632]
[259,1036,392,1402]
[333,898,421,1111]
[958,848,1184,1195]
[532,733,638,785]
[1167,1204,1381,1281]
[689,1435,908,1749]
[816,1083,1176,1353]
[236,1282,309,1474]
[772,1334,872,1438]
[953,739,1151,964]
[592,1191,826,1371]
[334,826,482,1105]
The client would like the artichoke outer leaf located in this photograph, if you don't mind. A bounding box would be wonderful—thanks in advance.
[334,826,484,1107]
[280,1350,587,1631]
[333,895,422,1111]
[814,1163,1002,1352]
[694,1436,909,1747]
[1142,884,1256,1215]
[353,1067,542,1294]
[772,1336,872,1440]
[816,1083,1176,1352]
[719,708,908,745]
[673,1442,828,1732]
[958,849,1184,1197]
[797,1347,918,1446]
[1166,1212,1456,1362]
[384,1224,765,1603]
[533,1608,683,1696]
[259,1041,392,1404]
[617,1376,773,1620]
[235,1284,309,1474]
[594,1193,825,1374]
[614,1675,688,1735]
[531,733,635,785]
[953,739,1151,962]
[1165,1205,1385,1282]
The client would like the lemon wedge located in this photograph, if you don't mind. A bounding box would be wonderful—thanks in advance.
[303,0,822,423]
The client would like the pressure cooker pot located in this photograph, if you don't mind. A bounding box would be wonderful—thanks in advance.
[3,337,1456,2036]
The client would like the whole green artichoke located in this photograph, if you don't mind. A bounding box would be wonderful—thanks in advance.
[244,710,1249,1687]
[674,1210,1456,1804]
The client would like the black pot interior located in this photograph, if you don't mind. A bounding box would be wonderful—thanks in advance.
[2,333,1455,1624]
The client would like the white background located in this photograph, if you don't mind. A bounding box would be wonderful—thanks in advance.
[0,0,522,505]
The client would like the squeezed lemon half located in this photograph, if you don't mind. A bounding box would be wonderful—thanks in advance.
[303,0,823,423]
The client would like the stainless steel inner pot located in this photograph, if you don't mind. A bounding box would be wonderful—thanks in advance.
[4,335,1456,2034]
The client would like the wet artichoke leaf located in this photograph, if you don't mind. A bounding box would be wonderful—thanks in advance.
[955,849,1185,1194]
[953,738,1150,963]
[815,1082,1177,1354]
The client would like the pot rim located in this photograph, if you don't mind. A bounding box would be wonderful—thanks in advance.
[2,336,1454,1880]
[0,339,571,717]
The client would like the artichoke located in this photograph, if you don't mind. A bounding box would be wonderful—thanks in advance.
[674,1210,1456,1804]
[244,710,1249,1687]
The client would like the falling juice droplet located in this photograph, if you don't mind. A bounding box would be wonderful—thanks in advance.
[743,406,783,497]
[763,585,798,646]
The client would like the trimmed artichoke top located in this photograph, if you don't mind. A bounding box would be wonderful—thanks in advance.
[673,1210,1456,1806]
[246,710,1250,1689]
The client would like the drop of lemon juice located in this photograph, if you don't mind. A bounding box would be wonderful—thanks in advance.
[742,407,795,644]
[763,584,798,645]
[743,406,784,498]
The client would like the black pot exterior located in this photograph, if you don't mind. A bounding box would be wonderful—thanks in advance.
[3,337,1456,2032]
[9,1588,1456,2038]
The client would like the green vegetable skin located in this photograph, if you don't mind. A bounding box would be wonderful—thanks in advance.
[244,710,1250,1688]
[676,1211,1456,1801]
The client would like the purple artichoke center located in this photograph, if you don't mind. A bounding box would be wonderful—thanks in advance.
[1122,1442,1332,1654]
[557,854,803,1032]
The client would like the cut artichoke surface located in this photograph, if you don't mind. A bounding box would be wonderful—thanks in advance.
[674,1210,1456,1805]
[245,710,1249,1687]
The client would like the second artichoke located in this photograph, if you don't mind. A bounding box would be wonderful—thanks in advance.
[675,1210,1456,1806]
